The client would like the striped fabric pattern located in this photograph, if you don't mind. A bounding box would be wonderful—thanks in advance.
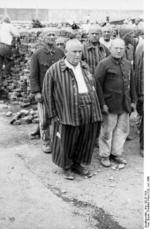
[52,120,100,169]
[82,42,110,75]
[42,59,102,126]
[136,51,144,97]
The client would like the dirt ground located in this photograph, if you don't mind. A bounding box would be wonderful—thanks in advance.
[0,102,144,229]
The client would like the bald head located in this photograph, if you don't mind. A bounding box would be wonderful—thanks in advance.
[43,31,56,46]
[88,24,102,44]
[65,39,83,66]
[102,25,111,32]
[65,39,83,52]
[88,24,101,34]
[110,38,125,59]
[111,38,125,48]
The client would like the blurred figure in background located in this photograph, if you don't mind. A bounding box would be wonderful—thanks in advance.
[135,40,144,157]
[123,32,135,65]
[99,25,112,50]
[0,16,19,94]
[29,31,64,153]
[111,26,119,40]
[56,37,66,52]
[82,24,110,75]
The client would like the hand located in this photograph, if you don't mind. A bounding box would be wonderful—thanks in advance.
[131,103,136,112]
[35,92,43,103]
[102,104,109,115]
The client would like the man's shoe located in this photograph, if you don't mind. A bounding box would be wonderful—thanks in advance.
[71,163,90,176]
[42,144,51,153]
[111,155,127,164]
[64,169,75,180]
[100,157,111,167]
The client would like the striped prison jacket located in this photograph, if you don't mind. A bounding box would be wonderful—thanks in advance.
[42,59,103,126]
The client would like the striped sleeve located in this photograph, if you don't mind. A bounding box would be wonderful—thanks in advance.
[42,69,57,119]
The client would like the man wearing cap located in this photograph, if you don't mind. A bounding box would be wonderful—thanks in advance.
[42,39,102,179]
[95,38,136,167]
[82,24,110,75]
[29,31,64,153]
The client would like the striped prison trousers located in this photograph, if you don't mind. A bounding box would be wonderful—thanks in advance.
[51,93,101,169]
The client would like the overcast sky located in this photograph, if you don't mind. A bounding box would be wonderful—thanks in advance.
[0,0,143,10]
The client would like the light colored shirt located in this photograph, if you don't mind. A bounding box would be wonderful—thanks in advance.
[99,37,112,50]
[65,59,88,93]
[0,22,19,45]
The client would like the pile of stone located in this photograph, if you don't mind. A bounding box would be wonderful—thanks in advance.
[9,108,39,125]
[1,28,45,105]
[1,26,83,112]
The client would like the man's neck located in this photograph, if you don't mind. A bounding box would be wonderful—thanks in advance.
[65,59,79,69]
[45,43,55,51]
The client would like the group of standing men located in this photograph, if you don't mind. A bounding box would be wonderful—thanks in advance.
[29,23,143,179]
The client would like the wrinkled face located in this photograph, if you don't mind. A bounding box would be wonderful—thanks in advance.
[103,29,111,41]
[45,33,56,45]
[66,44,83,66]
[110,39,125,59]
[88,30,100,43]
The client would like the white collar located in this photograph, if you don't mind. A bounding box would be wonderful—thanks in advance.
[65,59,80,71]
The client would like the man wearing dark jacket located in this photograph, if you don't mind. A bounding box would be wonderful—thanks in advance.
[95,38,136,167]
[29,31,64,153]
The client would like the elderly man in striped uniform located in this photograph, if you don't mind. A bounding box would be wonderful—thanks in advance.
[82,24,110,75]
[42,39,102,179]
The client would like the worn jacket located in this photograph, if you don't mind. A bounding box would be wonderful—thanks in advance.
[29,45,64,93]
[42,59,102,126]
[95,55,137,114]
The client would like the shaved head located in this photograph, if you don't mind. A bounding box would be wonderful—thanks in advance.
[88,24,101,44]
[65,39,83,66]
[110,38,125,59]
[88,24,101,34]
[111,38,125,48]
[102,25,112,32]
[65,39,83,52]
